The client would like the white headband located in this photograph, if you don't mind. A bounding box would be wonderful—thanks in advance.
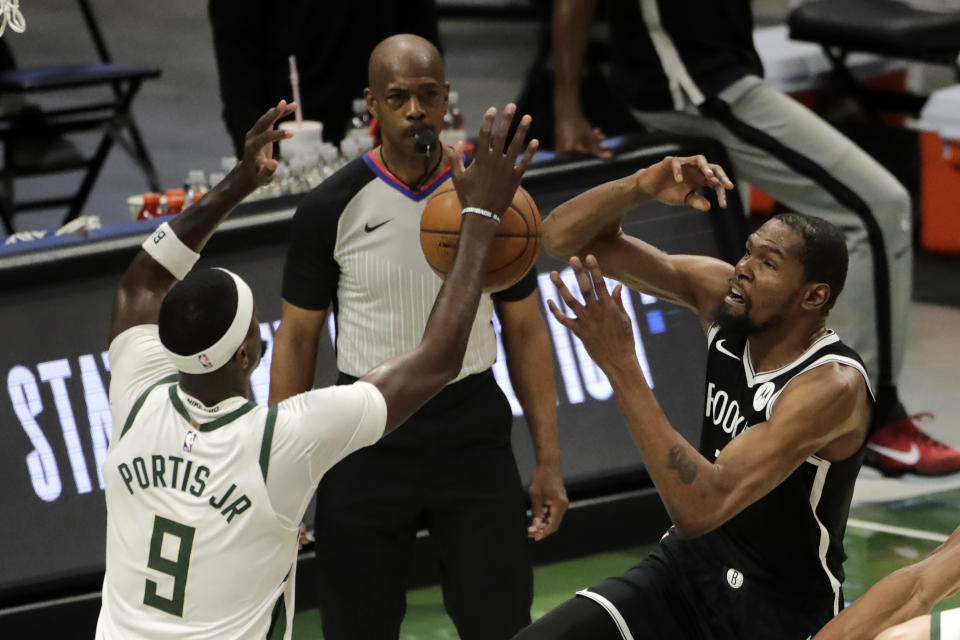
[163,268,255,375]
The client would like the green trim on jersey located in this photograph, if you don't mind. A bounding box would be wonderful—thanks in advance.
[259,406,278,481]
[167,385,257,432]
[266,593,286,640]
[933,610,941,640]
[118,374,179,441]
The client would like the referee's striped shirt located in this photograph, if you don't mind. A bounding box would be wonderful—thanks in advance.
[282,151,536,382]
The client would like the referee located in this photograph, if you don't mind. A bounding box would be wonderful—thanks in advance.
[553,0,960,476]
[269,35,567,640]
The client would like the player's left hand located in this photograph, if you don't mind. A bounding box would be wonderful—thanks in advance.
[237,99,298,190]
[527,461,568,541]
[443,103,539,217]
[635,155,734,211]
[547,255,640,374]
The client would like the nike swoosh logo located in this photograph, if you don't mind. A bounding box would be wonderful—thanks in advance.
[866,442,921,465]
[716,339,740,361]
[364,220,392,233]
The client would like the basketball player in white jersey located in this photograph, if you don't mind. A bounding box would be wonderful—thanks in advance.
[814,523,960,640]
[95,99,539,639]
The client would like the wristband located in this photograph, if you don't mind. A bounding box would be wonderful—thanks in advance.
[141,222,200,280]
[461,206,501,223]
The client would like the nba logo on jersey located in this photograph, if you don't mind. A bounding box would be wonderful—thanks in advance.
[198,352,214,369]
[183,430,199,453]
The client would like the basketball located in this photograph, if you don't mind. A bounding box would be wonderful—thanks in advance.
[420,185,541,292]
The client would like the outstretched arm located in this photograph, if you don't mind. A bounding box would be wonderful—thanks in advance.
[109,101,295,342]
[361,105,539,433]
[548,257,871,538]
[542,156,735,328]
[814,526,960,640]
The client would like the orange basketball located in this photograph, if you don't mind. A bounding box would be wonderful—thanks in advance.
[420,185,541,292]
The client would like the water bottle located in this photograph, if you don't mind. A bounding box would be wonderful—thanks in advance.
[440,90,466,147]
[320,143,341,179]
[137,192,163,220]
[184,170,209,205]
[165,189,185,215]
[346,98,371,143]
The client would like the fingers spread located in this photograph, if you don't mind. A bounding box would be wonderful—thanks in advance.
[250,100,294,137]
[547,298,574,328]
[514,138,540,175]
[476,107,497,157]
[492,103,516,155]
[696,155,714,179]
[612,284,627,312]
[584,255,608,300]
[713,180,728,208]
[551,270,583,312]
[251,128,290,150]
[506,113,532,162]
[712,163,734,189]
[573,260,594,302]
[443,143,465,180]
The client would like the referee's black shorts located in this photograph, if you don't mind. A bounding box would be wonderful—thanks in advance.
[314,370,532,640]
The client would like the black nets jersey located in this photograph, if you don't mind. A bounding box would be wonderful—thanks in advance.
[663,323,875,616]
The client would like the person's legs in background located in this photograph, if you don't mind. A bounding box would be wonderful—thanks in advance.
[312,445,421,640]
[208,0,284,158]
[426,373,532,640]
[428,444,533,640]
[633,76,960,476]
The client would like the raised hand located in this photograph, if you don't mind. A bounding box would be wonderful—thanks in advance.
[443,103,539,217]
[547,255,639,374]
[635,155,734,211]
[238,99,298,189]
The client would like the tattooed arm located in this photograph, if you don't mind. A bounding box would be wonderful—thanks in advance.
[547,257,871,537]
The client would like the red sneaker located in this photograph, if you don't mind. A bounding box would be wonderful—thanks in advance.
[865,413,960,477]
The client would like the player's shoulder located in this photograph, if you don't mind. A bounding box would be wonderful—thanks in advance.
[295,156,376,221]
[276,380,382,418]
[271,381,387,447]
[781,360,868,416]
[108,324,161,356]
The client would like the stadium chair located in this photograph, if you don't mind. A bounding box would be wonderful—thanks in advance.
[0,0,160,234]
[787,0,960,118]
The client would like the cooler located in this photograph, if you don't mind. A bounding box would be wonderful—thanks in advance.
[917,84,960,254]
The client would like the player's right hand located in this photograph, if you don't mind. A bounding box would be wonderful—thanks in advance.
[555,111,611,159]
[443,103,539,218]
[635,155,734,211]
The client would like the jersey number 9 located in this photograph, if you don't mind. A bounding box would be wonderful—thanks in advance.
[143,514,196,617]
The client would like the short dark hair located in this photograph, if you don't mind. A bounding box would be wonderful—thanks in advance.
[772,212,848,311]
[158,269,238,355]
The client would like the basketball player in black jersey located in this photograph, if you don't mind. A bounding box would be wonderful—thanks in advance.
[512,155,875,640]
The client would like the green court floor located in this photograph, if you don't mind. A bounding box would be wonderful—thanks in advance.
[292,489,960,639]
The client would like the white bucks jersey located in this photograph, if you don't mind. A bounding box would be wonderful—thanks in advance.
[97,376,297,639]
